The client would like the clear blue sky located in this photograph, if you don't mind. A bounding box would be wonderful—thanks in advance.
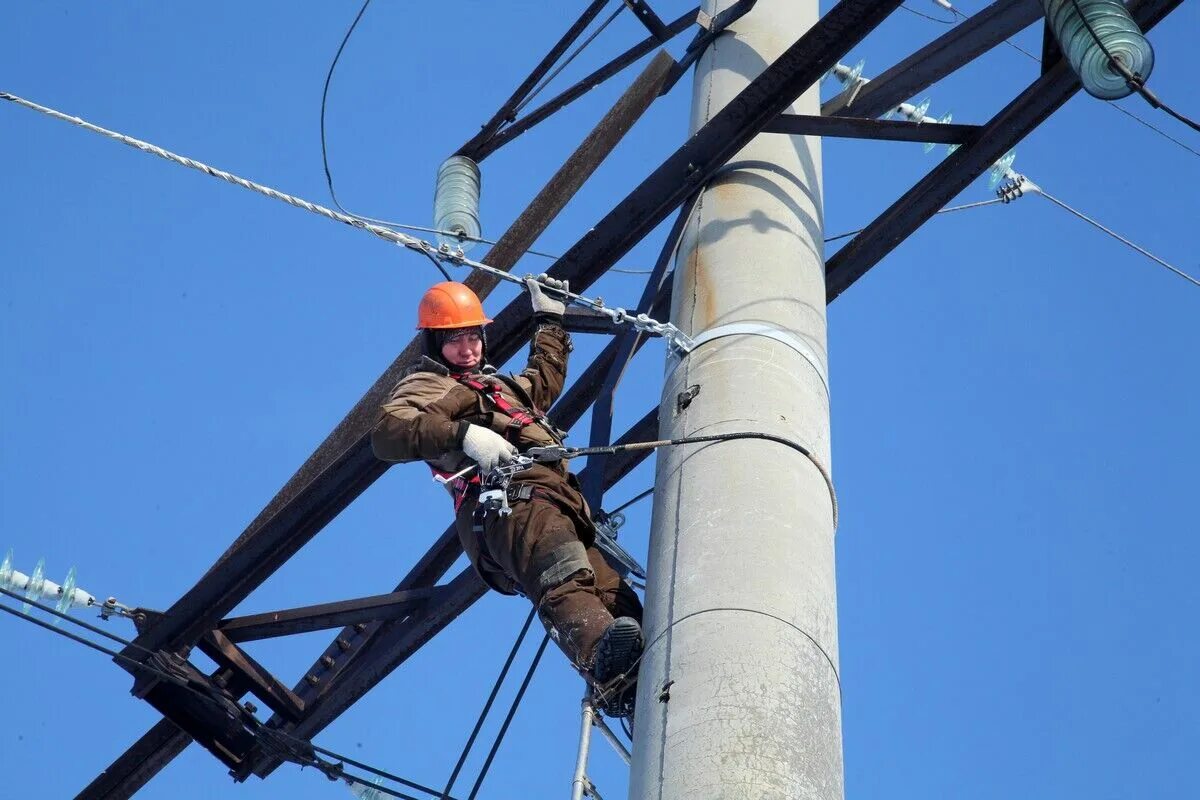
[2,2,1197,798]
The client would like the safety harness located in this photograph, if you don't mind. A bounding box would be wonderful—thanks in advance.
[455,374,559,445]
[428,372,562,514]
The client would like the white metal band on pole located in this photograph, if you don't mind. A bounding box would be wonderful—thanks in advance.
[667,321,830,398]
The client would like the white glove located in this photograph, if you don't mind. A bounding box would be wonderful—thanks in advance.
[526,273,568,316]
[461,424,518,473]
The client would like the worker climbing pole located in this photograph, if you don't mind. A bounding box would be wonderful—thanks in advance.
[629,1,843,798]
[370,278,647,708]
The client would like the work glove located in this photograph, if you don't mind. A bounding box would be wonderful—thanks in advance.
[461,424,518,473]
[526,273,568,317]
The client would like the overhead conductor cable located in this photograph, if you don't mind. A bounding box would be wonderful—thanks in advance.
[0,92,692,352]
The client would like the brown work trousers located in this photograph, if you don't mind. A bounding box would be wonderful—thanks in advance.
[476,493,642,670]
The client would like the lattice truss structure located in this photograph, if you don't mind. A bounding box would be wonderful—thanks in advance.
[67,0,1181,796]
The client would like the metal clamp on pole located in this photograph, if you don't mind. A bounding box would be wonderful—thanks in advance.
[667,321,830,398]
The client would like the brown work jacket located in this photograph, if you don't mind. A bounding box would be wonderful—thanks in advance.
[371,320,594,593]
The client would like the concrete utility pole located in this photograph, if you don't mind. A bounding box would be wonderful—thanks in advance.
[629,1,840,798]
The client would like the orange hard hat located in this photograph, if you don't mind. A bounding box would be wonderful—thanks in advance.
[416,282,493,330]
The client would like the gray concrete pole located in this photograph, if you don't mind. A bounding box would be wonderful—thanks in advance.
[628,1,840,798]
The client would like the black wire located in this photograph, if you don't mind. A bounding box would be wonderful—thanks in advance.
[619,714,634,741]
[0,597,157,673]
[1160,102,1200,135]
[609,486,654,516]
[1065,0,1200,134]
[465,634,551,800]
[320,0,373,217]
[439,607,537,800]
[0,584,138,649]
[421,245,454,281]
[562,430,838,526]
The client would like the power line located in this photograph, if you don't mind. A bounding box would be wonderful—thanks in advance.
[0,92,689,349]
[609,486,654,515]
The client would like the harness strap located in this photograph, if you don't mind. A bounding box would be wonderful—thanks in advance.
[430,467,480,512]
[457,375,546,440]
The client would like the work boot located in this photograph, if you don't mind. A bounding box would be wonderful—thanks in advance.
[590,616,642,685]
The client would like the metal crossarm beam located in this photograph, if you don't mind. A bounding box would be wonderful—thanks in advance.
[457,0,613,159]
[766,114,981,143]
[470,8,698,160]
[824,0,1181,301]
[823,0,1043,119]
[197,630,306,723]
[76,720,191,799]
[624,0,671,40]
[539,0,906,295]
[216,587,443,642]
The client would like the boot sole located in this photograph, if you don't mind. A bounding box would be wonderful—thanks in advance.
[593,617,642,684]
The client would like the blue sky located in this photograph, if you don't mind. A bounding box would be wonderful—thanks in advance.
[2,2,1197,798]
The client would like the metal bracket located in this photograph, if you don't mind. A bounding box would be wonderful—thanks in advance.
[668,322,829,398]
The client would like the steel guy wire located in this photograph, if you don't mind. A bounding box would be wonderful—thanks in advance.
[823,197,1007,244]
[0,584,458,800]
[899,4,956,24]
[998,174,1199,288]
[0,92,689,350]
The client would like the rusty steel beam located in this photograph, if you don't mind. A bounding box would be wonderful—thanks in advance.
[197,631,306,723]
[766,113,980,144]
[216,587,443,643]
